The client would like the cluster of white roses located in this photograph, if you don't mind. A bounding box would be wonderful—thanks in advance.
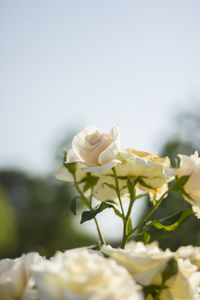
[1,124,200,300]
[56,125,200,217]
[0,242,200,300]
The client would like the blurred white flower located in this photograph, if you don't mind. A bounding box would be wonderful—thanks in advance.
[177,151,200,218]
[0,252,43,300]
[102,241,173,286]
[31,248,143,300]
[160,258,200,300]
[177,245,200,271]
[0,258,26,300]
[115,149,175,199]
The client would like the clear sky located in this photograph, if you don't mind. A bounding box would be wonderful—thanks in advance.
[1,0,200,175]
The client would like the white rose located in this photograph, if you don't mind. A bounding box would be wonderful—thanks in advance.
[0,258,26,300]
[55,125,121,184]
[177,151,200,218]
[0,252,45,300]
[93,149,175,202]
[101,241,173,286]
[68,125,121,173]
[115,149,175,199]
[32,248,143,300]
[160,258,200,300]
[177,245,200,271]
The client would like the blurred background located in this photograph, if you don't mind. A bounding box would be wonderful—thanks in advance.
[0,0,200,258]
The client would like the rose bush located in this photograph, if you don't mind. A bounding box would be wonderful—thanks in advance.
[1,243,199,300]
[102,242,173,286]
[0,249,143,300]
[102,242,200,300]
[1,124,200,299]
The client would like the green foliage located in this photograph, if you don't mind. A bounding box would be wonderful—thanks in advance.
[82,174,99,192]
[0,170,95,258]
[144,257,178,299]
[161,257,178,283]
[143,231,150,244]
[81,202,122,224]
[65,162,77,175]
[70,197,78,215]
[157,107,200,250]
[0,188,18,255]
[148,209,194,232]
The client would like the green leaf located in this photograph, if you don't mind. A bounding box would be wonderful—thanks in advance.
[83,174,99,192]
[70,197,77,215]
[149,209,194,232]
[181,189,195,203]
[162,257,178,283]
[80,202,121,224]
[102,182,116,191]
[62,147,67,162]
[64,162,77,174]
[137,177,153,189]
[147,229,171,241]
[143,284,162,298]
[144,231,150,244]
[173,175,190,190]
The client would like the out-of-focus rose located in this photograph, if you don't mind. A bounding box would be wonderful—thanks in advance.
[0,252,43,300]
[177,245,200,271]
[32,248,143,300]
[102,242,200,300]
[177,151,200,218]
[101,242,173,286]
[93,149,175,202]
[0,258,26,300]
[115,149,175,199]
[160,258,200,300]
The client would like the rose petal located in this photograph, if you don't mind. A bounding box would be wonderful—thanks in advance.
[98,141,119,165]
[93,175,129,202]
[67,148,83,163]
[55,165,85,182]
[72,126,103,161]
[83,159,121,174]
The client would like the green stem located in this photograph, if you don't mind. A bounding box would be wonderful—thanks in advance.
[73,174,105,245]
[112,168,125,217]
[128,187,173,238]
[121,178,136,248]
[112,168,126,248]
[94,218,105,245]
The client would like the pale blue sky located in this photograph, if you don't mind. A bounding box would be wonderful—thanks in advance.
[1,0,200,174]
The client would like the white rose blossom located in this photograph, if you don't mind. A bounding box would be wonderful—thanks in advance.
[31,248,143,300]
[160,258,200,300]
[101,241,173,286]
[56,125,121,181]
[177,245,200,271]
[0,252,44,300]
[102,242,200,300]
[115,149,176,200]
[177,151,200,218]
[0,257,26,300]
